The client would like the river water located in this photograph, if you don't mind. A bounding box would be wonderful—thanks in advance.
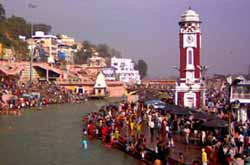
[0,101,142,165]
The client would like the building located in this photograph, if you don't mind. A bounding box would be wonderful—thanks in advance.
[175,8,203,108]
[28,31,58,64]
[142,79,176,90]
[87,52,107,68]
[111,57,141,85]
[57,34,75,47]
[57,34,77,64]
[56,71,126,97]
[102,67,116,81]
[230,76,250,123]
[230,77,250,104]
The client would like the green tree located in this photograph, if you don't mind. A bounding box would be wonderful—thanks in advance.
[97,44,121,58]
[0,3,52,60]
[74,41,92,64]
[135,59,148,79]
[5,16,31,38]
[97,44,111,57]
[0,33,11,47]
[12,40,29,60]
[0,3,6,21]
[73,41,122,65]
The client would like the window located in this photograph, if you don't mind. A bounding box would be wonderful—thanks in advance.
[97,60,100,66]
[186,48,194,66]
[78,88,83,94]
[188,50,193,65]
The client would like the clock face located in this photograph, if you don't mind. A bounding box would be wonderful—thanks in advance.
[183,34,197,48]
[186,35,194,44]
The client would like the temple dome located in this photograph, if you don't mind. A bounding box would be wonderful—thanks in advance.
[180,9,200,23]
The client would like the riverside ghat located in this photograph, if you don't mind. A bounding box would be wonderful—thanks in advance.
[1,7,250,165]
[82,89,250,164]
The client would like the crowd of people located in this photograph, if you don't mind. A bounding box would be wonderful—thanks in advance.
[1,74,250,164]
[0,77,86,115]
[82,82,250,165]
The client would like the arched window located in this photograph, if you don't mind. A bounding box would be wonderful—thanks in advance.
[186,48,194,66]
[188,50,193,65]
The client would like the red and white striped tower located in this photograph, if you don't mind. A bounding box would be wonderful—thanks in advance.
[175,8,202,108]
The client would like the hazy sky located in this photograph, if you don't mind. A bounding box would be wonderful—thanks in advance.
[2,0,250,78]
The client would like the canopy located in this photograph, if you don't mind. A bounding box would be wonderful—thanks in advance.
[201,119,228,128]
[22,93,31,98]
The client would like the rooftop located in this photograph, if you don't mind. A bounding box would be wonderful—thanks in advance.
[180,8,200,23]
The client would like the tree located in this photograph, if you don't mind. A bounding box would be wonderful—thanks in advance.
[74,41,92,64]
[0,4,51,60]
[110,48,121,57]
[97,44,121,58]
[73,41,122,65]
[12,40,29,60]
[135,59,148,79]
[0,33,11,47]
[5,16,30,38]
[33,23,52,34]
[97,44,111,57]
[0,3,6,21]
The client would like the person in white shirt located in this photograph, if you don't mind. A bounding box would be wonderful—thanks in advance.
[238,134,244,153]
[184,127,190,144]
[149,120,155,142]
[201,131,206,145]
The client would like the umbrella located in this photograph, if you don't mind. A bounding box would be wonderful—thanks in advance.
[201,119,228,128]
[191,112,209,120]
[22,93,31,98]
[189,112,218,121]
[206,114,218,121]
[171,108,193,115]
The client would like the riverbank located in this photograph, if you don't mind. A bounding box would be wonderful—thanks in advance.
[82,102,202,164]
[0,96,125,116]
[82,96,250,164]
[0,76,128,116]
[0,102,143,165]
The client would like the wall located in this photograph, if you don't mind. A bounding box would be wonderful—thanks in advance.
[108,85,126,97]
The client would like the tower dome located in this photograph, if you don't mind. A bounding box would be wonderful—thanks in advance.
[180,8,200,23]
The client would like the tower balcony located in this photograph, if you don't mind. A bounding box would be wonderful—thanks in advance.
[185,65,195,71]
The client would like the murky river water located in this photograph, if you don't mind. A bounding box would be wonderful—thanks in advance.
[0,101,142,165]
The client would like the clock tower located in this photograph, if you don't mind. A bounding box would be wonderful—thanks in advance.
[175,8,203,108]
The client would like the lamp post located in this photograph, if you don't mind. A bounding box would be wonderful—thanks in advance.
[172,66,181,106]
[28,3,37,84]
[197,65,212,108]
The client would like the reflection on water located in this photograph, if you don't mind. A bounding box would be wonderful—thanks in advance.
[0,101,143,165]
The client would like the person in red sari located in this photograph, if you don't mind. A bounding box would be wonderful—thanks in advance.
[87,121,94,138]
[161,119,167,141]
[101,125,108,142]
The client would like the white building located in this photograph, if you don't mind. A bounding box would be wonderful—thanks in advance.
[102,68,116,81]
[230,76,250,123]
[111,57,141,84]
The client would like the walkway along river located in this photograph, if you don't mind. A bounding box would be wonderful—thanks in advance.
[0,101,143,165]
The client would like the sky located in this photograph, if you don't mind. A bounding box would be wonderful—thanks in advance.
[2,0,250,78]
